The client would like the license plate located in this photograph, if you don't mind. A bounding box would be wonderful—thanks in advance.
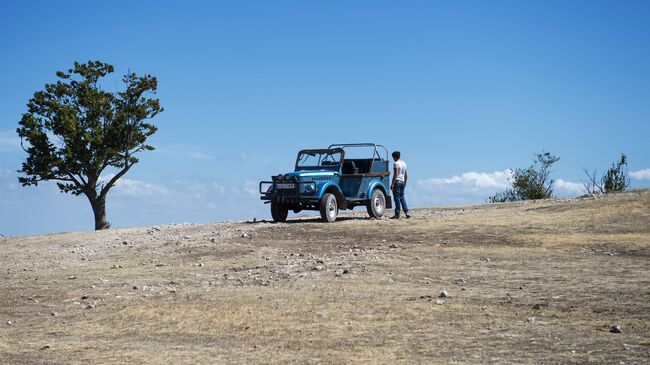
[276,183,295,189]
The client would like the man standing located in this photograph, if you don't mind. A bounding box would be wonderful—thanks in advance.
[390,151,410,219]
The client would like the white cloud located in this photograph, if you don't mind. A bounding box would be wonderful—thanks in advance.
[100,174,170,197]
[553,179,586,197]
[411,170,512,206]
[212,182,226,194]
[630,168,650,181]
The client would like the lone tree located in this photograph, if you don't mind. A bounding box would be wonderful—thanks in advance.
[582,153,630,196]
[17,61,163,230]
[489,151,560,203]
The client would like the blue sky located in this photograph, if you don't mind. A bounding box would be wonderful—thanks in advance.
[1,1,649,236]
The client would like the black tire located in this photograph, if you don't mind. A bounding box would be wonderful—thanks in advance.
[366,189,386,218]
[319,193,338,223]
[271,202,288,223]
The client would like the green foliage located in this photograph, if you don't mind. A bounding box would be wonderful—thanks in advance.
[603,154,629,193]
[17,60,163,229]
[489,151,560,203]
[583,154,630,195]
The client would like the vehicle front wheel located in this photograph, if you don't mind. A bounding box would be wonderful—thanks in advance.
[367,189,386,218]
[271,202,288,223]
[319,193,338,223]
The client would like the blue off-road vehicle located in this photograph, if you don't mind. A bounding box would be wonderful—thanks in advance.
[259,143,393,223]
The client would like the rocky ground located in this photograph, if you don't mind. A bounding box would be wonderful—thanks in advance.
[1,190,649,364]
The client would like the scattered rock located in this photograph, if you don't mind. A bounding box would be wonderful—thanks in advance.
[68,276,77,280]
[312,265,325,271]
[241,233,249,238]
[51,312,58,317]
[342,269,349,274]
[610,325,622,333]
[133,286,139,290]
[439,290,449,298]
[81,295,89,300]
[455,278,466,284]
[435,299,444,305]
[40,345,51,350]
[86,303,96,309]
[389,244,398,249]
[6,320,14,325]
[527,317,536,323]
[210,238,216,243]
[122,240,129,245]
[197,262,204,267]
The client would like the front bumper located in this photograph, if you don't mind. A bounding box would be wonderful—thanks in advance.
[259,180,319,204]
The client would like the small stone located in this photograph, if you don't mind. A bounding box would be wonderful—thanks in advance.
[81,295,89,300]
[435,299,444,305]
[527,317,536,323]
[40,345,51,350]
[51,312,58,317]
[197,262,204,267]
[210,238,216,243]
[312,265,325,271]
[122,240,129,245]
[389,244,398,249]
[342,269,350,274]
[6,320,14,325]
[68,276,77,280]
[241,233,249,238]
[439,290,449,298]
[486,258,491,262]
[610,325,622,333]
[86,303,96,309]
[133,286,139,290]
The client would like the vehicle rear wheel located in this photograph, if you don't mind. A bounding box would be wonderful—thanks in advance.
[319,193,338,223]
[271,202,288,222]
[366,189,386,218]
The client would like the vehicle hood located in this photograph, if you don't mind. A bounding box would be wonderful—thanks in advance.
[285,170,337,178]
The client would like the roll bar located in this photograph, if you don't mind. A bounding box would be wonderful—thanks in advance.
[328,143,389,161]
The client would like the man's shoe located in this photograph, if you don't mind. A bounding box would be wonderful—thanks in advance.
[405,213,411,219]
[390,215,400,220]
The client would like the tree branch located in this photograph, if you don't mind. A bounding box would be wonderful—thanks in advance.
[100,162,132,198]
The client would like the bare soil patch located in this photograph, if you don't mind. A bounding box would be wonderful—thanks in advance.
[2,190,650,364]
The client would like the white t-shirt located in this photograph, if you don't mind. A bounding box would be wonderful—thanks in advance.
[394,160,407,182]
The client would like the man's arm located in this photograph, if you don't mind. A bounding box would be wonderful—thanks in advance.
[404,169,408,186]
[391,166,397,190]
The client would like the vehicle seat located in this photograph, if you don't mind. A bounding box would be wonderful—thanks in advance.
[342,161,358,175]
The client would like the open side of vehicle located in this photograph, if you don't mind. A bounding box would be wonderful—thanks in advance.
[260,143,392,223]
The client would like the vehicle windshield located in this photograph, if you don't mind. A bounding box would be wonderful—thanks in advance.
[296,150,342,170]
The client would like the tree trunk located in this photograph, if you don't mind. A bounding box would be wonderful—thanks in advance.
[88,193,109,230]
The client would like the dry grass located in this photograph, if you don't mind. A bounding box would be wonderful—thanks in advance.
[1,190,649,364]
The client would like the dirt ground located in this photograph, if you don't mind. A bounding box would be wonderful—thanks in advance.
[1,190,649,364]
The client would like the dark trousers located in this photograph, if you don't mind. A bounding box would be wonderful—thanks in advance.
[393,181,409,216]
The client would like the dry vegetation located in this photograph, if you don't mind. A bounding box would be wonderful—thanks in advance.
[1,190,649,364]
